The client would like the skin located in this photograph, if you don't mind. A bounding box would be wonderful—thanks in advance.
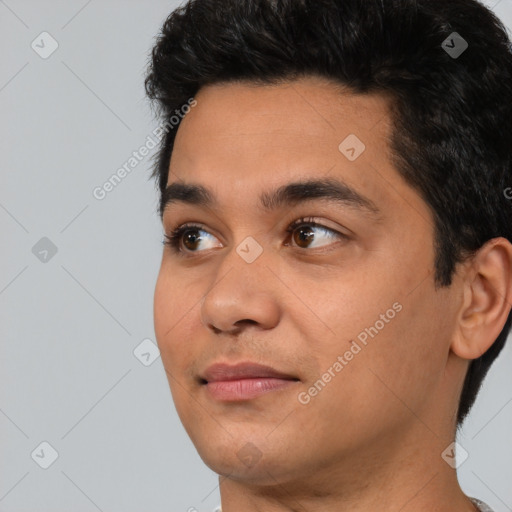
[153,76,512,512]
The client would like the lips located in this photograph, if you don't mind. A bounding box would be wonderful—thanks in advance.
[200,362,298,383]
[199,362,300,401]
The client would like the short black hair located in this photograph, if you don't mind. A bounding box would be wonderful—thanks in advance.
[144,0,512,428]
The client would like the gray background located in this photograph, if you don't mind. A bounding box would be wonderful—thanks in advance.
[1,1,511,511]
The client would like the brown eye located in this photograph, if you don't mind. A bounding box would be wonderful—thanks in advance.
[182,229,203,251]
[286,218,348,250]
[163,224,222,255]
[293,226,315,248]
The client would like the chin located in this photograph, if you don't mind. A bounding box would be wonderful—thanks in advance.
[193,433,303,486]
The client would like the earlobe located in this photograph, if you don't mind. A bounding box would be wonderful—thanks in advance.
[451,237,512,361]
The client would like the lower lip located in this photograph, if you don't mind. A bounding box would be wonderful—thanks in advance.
[204,378,298,401]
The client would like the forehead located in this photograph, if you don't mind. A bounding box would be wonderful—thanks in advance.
[166,77,422,220]
[172,77,392,157]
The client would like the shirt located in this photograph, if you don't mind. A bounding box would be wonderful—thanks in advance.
[470,497,495,511]
[218,498,494,511]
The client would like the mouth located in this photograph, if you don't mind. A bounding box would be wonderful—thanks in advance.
[199,362,300,401]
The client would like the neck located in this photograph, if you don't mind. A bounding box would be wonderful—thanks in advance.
[218,428,477,512]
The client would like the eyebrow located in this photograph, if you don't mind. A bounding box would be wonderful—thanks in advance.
[160,177,381,219]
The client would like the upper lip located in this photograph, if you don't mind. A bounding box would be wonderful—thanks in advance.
[200,362,299,383]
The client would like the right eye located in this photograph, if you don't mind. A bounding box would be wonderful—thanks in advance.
[163,223,222,255]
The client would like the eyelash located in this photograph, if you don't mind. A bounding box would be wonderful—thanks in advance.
[162,217,348,256]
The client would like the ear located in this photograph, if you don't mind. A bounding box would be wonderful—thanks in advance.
[451,237,512,360]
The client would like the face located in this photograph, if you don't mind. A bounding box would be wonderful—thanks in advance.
[153,76,461,487]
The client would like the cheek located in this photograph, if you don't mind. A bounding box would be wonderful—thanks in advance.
[153,271,175,345]
[154,272,201,424]
[312,270,398,350]
[351,286,451,413]
[153,269,197,370]
[310,264,447,404]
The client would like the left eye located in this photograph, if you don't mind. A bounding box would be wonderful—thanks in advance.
[163,218,348,255]
[285,220,347,249]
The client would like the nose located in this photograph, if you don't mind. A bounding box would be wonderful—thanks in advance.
[200,249,281,336]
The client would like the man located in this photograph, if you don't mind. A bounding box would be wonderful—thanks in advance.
[145,0,512,510]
